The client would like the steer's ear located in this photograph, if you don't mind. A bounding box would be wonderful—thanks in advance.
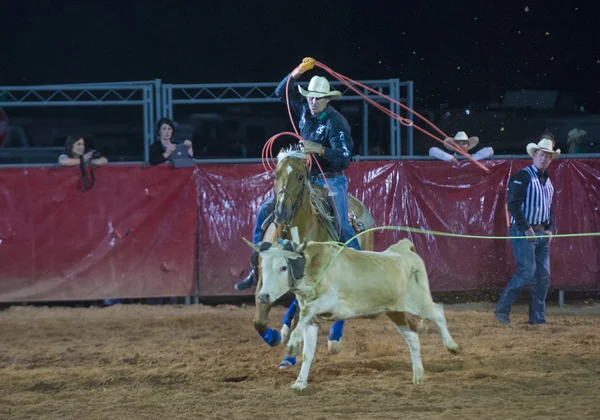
[242,237,261,253]
[259,242,273,252]
[296,239,308,253]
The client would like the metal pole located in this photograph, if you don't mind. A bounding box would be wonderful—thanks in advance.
[166,85,174,120]
[362,88,369,156]
[148,83,155,148]
[389,82,396,156]
[154,78,162,122]
[407,81,415,156]
[559,290,565,308]
[394,79,402,156]
[143,86,150,163]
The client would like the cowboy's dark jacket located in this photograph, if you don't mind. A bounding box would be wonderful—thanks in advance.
[275,74,354,176]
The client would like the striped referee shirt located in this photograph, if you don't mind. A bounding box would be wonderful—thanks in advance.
[507,164,555,232]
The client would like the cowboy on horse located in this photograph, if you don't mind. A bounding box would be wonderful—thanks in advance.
[235,57,362,364]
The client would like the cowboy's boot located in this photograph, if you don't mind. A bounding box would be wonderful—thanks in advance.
[234,251,259,291]
[234,267,257,291]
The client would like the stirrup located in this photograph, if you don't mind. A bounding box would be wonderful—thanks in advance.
[234,268,257,291]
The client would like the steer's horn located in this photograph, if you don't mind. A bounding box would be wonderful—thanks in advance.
[296,239,308,253]
[242,237,261,253]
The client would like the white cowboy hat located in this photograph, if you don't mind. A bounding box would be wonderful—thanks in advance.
[526,138,561,159]
[298,76,342,98]
[567,128,587,143]
[444,131,479,151]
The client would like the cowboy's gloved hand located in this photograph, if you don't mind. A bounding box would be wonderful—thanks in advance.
[301,140,324,155]
[297,57,316,74]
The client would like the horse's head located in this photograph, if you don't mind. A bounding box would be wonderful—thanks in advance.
[273,147,309,225]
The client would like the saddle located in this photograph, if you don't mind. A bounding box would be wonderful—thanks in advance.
[261,191,375,241]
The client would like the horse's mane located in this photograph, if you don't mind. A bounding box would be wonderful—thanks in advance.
[276,146,339,241]
[276,145,307,162]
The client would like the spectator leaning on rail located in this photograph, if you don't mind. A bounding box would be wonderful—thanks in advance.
[149,118,194,165]
[58,136,108,167]
[429,131,494,163]
[567,128,588,154]
[494,136,560,327]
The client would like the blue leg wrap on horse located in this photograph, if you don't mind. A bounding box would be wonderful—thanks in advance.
[329,320,345,341]
[259,328,281,347]
[282,300,299,327]
[279,356,297,368]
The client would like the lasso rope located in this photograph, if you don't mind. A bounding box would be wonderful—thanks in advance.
[306,226,600,290]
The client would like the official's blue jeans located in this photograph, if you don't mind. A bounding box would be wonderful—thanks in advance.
[495,225,551,324]
[252,174,360,250]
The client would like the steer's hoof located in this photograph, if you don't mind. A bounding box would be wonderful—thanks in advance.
[290,380,307,391]
[447,342,462,355]
[413,364,425,384]
[328,339,342,355]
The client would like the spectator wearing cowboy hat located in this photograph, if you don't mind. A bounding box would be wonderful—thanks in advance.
[567,128,588,154]
[429,131,494,163]
[495,136,560,327]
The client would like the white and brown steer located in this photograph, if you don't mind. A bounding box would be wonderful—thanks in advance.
[244,237,461,391]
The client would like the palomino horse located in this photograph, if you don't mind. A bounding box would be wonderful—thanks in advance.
[252,147,420,356]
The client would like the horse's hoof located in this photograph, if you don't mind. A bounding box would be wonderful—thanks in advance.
[328,339,342,355]
[259,329,281,347]
[278,356,296,369]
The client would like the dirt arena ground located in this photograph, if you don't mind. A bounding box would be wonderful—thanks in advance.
[1,301,599,420]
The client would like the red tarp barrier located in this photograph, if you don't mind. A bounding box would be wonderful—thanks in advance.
[1,160,599,302]
[0,165,198,301]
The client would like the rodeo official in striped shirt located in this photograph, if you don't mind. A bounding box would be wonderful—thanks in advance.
[495,134,560,327]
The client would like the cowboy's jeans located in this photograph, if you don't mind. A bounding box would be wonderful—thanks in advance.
[252,175,360,250]
[312,174,361,251]
[253,196,275,244]
[495,225,551,324]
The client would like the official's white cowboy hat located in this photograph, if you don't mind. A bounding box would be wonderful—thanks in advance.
[298,76,342,99]
[444,131,479,151]
[526,138,561,159]
[567,128,587,143]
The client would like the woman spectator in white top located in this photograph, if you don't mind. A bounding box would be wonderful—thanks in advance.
[58,136,108,167]
[429,131,494,163]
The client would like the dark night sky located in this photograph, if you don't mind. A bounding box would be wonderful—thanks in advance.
[2,1,599,111]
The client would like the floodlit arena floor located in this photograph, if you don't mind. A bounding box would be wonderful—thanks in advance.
[1,301,599,420]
